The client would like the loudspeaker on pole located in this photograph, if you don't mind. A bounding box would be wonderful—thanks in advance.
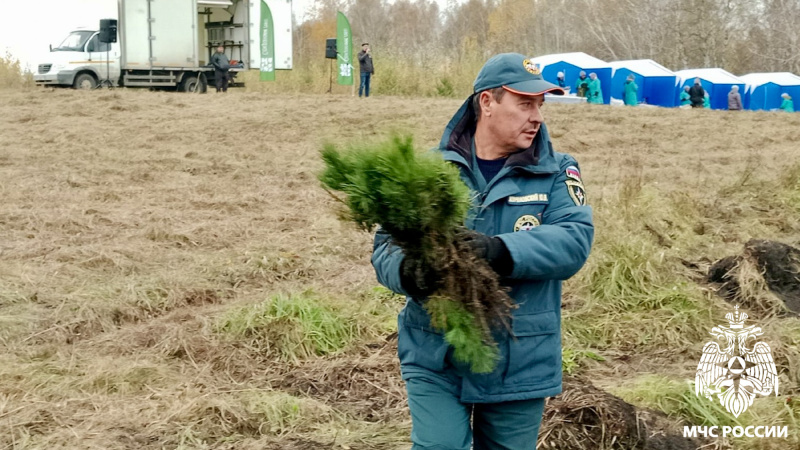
[325,38,337,59]
[99,19,118,44]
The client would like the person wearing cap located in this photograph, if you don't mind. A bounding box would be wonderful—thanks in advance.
[574,70,589,97]
[556,71,566,89]
[372,53,594,449]
[780,93,794,112]
[623,74,638,106]
[586,72,603,104]
[727,86,743,111]
[357,43,375,98]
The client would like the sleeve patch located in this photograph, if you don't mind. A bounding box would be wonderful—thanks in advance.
[565,166,582,182]
[565,179,586,206]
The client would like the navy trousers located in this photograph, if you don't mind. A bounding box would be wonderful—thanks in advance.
[405,375,546,450]
[359,71,371,97]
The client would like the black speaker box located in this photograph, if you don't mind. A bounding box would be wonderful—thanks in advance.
[99,19,118,43]
[325,38,337,59]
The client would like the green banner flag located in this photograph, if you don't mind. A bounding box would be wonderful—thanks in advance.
[336,11,353,85]
[260,0,275,81]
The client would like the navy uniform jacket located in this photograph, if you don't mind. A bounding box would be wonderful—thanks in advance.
[371,98,594,403]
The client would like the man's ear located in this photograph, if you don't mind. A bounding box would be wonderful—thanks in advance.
[479,90,494,116]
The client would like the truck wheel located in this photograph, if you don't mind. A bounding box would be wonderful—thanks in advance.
[181,75,207,93]
[73,73,98,90]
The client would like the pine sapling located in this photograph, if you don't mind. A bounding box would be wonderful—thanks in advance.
[319,136,515,373]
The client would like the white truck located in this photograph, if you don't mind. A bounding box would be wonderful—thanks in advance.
[34,0,292,92]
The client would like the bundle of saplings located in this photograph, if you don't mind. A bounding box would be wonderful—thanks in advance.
[319,136,515,373]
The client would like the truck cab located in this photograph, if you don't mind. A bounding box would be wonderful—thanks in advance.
[34,29,122,89]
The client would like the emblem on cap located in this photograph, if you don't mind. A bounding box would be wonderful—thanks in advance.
[522,59,541,76]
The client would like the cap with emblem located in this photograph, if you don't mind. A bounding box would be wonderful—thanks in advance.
[473,53,565,96]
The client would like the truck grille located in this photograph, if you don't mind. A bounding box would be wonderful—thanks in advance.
[38,64,52,74]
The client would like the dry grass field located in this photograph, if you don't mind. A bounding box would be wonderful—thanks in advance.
[1,86,800,449]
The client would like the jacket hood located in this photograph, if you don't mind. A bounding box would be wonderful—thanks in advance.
[437,95,560,174]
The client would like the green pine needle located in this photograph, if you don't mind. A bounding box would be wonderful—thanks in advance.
[425,296,499,373]
[320,136,501,373]
[320,136,472,251]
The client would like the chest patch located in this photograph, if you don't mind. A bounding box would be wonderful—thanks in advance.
[508,193,548,204]
[514,214,540,231]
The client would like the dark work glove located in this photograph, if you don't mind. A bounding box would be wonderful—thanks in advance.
[400,254,441,298]
[458,229,514,277]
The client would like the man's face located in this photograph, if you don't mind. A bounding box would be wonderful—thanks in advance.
[217,47,224,53]
[363,45,369,52]
[483,90,545,151]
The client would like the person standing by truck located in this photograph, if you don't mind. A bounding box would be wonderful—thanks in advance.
[211,45,231,93]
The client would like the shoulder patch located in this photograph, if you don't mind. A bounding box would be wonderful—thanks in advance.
[565,165,582,182]
[565,179,587,206]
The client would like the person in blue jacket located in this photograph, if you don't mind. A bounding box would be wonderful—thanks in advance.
[371,53,595,449]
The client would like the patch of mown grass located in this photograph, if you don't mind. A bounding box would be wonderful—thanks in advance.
[611,375,741,428]
[611,375,800,450]
[561,346,605,375]
[216,290,398,362]
[565,195,721,353]
[239,391,332,436]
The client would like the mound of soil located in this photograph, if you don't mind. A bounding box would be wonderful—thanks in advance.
[708,239,800,314]
[539,377,706,450]
[271,335,406,422]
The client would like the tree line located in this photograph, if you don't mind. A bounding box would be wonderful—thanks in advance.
[284,0,799,96]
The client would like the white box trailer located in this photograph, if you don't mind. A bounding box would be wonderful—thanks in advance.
[34,0,292,92]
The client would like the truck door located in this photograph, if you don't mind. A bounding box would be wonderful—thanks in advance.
[86,33,121,84]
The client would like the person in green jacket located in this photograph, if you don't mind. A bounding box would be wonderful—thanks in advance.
[780,93,794,112]
[680,86,691,106]
[623,74,638,106]
[587,72,603,104]
[575,71,589,97]
[703,91,711,109]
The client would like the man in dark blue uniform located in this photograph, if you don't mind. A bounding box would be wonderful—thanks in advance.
[372,53,595,449]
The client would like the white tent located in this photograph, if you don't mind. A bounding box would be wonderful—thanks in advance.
[739,72,800,110]
[674,68,744,86]
[739,72,800,92]
[674,68,746,109]
[528,52,611,103]
[607,59,677,106]
[530,52,609,70]
[608,59,675,77]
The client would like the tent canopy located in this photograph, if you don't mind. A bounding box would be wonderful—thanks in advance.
[529,52,612,104]
[740,72,800,111]
[674,68,746,110]
[609,59,674,77]
[740,72,800,91]
[608,59,677,107]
